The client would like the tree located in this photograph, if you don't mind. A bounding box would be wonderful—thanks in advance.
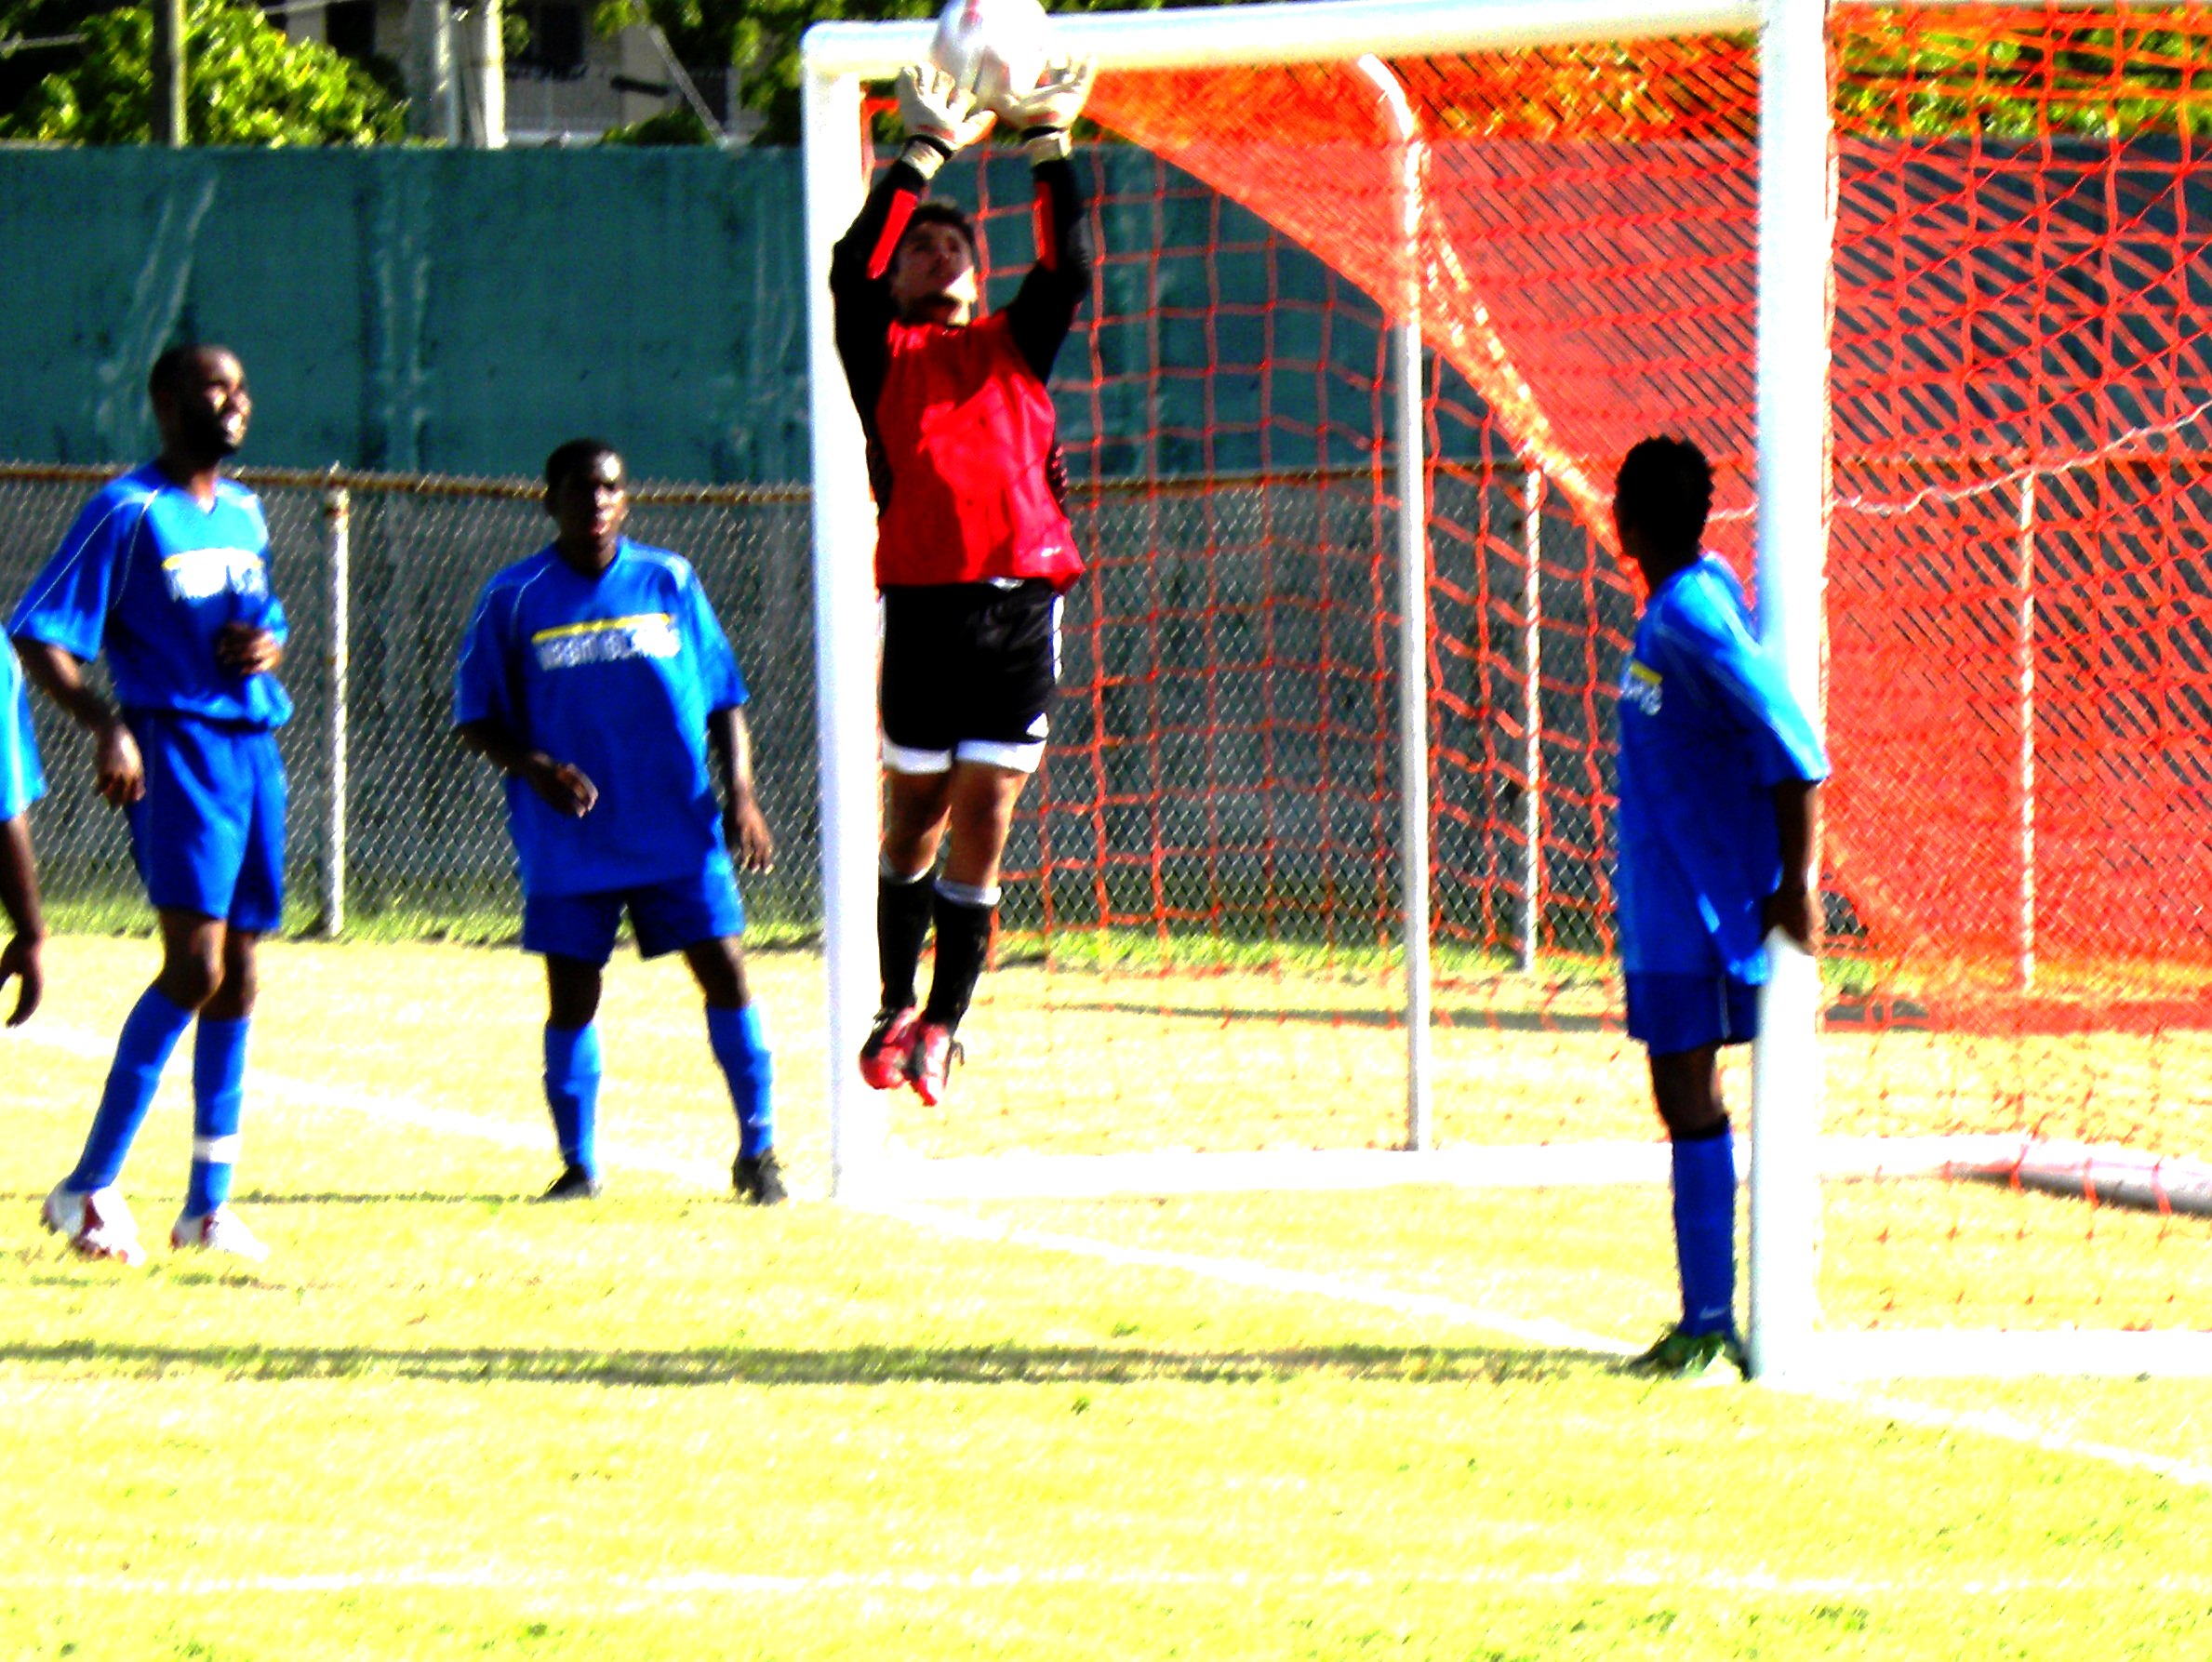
[1,0,403,143]
[587,0,1173,144]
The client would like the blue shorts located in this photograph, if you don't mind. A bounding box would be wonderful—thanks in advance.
[523,863,744,965]
[1626,972,1762,1057]
[126,712,286,932]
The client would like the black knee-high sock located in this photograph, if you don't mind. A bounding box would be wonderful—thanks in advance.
[923,884,995,1030]
[878,867,935,1010]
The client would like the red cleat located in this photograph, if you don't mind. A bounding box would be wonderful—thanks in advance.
[906,1020,963,1107]
[859,1006,920,1090]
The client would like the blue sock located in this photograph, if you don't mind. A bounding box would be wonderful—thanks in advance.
[707,1004,775,1160]
[1672,1123,1739,1336]
[185,1015,249,1217]
[543,1023,602,1175]
[69,987,197,1192]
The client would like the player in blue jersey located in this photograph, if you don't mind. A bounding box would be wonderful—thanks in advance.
[9,343,286,1264]
[1610,436,1828,1377]
[0,633,47,1028]
[455,439,783,1203]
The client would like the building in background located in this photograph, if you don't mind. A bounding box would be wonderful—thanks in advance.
[277,0,747,146]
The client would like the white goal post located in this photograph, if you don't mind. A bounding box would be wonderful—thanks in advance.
[798,0,2212,1383]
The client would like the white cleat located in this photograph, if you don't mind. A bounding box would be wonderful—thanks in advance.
[170,1206,271,1263]
[41,1184,148,1266]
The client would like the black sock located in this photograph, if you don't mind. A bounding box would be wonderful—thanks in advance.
[923,887,994,1030]
[878,870,934,1010]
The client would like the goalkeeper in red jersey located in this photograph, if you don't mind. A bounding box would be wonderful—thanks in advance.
[829,57,1096,1106]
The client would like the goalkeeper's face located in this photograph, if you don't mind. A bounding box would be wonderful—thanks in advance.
[889,220,979,326]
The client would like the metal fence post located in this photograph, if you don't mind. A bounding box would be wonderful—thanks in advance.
[323,484,351,938]
[1518,466,1544,974]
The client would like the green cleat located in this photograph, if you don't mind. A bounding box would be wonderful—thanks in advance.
[1628,1323,1747,1380]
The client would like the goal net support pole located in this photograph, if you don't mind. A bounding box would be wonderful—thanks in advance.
[1743,0,1832,1386]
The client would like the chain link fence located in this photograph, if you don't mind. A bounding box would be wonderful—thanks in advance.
[0,465,821,943]
[0,460,1607,964]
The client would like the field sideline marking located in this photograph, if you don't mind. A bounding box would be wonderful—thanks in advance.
[17,1025,2212,1488]
[2,1563,2198,1601]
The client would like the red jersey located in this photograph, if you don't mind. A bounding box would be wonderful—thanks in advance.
[831,150,1095,594]
[870,312,1081,590]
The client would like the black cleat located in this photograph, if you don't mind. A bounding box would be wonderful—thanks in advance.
[734,1149,788,1206]
[537,1163,603,1202]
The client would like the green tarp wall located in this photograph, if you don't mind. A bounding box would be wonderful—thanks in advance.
[0,145,1406,484]
[0,147,812,482]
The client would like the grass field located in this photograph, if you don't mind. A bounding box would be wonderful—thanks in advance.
[5,935,2212,1657]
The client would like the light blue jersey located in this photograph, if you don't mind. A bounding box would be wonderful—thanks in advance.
[0,636,45,821]
[7,463,291,729]
[1614,554,1829,981]
[454,538,748,899]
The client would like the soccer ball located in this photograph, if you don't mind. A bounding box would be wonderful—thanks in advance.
[929,0,1053,110]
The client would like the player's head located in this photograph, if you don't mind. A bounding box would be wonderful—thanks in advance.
[149,343,250,462]
[888,201,980,326]
[1613,435,1712,585]
[544,438,628,553]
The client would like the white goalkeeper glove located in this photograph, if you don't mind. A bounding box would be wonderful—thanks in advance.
[993,58,1096,162]
[897,63,994,174]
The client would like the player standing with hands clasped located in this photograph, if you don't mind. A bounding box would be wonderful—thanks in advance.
[1611,437,1829,1378]
[455,441,783,1204]
[830,52,1097,1106]
[10,344,287,1264]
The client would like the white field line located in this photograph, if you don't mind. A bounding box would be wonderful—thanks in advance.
[861,1199,1637,1357]
[1794,1384,2212,1489]
[3,1563,2201,1602]
[15,1025,2211,1488]
[21,1023,729,1190]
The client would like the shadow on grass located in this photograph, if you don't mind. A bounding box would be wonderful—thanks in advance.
[0,1338,1611,1387]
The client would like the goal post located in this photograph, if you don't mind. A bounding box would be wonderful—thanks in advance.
[801,0,2212,1379]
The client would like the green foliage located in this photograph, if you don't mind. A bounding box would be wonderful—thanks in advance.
[1839,17,2212,139]
[599,100,722,145]
[586,0,1176,145]
[1,0,403,144]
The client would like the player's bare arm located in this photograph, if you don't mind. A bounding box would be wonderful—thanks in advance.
[1763,778,1820,950]
[12,637,143,806]
[455,717,598,818]
[0,813,45,1026]
[214,622,284,678]
[708,706,774,873]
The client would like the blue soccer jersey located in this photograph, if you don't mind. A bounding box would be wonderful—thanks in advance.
[7,463,291,729]
[1614,554,1829,981]
[0,636,46,822]
[454,538,749,898]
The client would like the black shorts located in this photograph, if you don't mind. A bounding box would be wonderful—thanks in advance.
[879,579,1061,774]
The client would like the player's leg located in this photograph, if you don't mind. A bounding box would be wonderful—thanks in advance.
[864,764,953,1085]
[44,716,235,1264]
[44,906,222,1264]
[678,935,783,1205]
[871,584,964,1087]
[633,866,783,1204]
[1626,973,1757,1376]
[524,890,620,1200]
[904,578,1059,1105]
[174,727,284,1260]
